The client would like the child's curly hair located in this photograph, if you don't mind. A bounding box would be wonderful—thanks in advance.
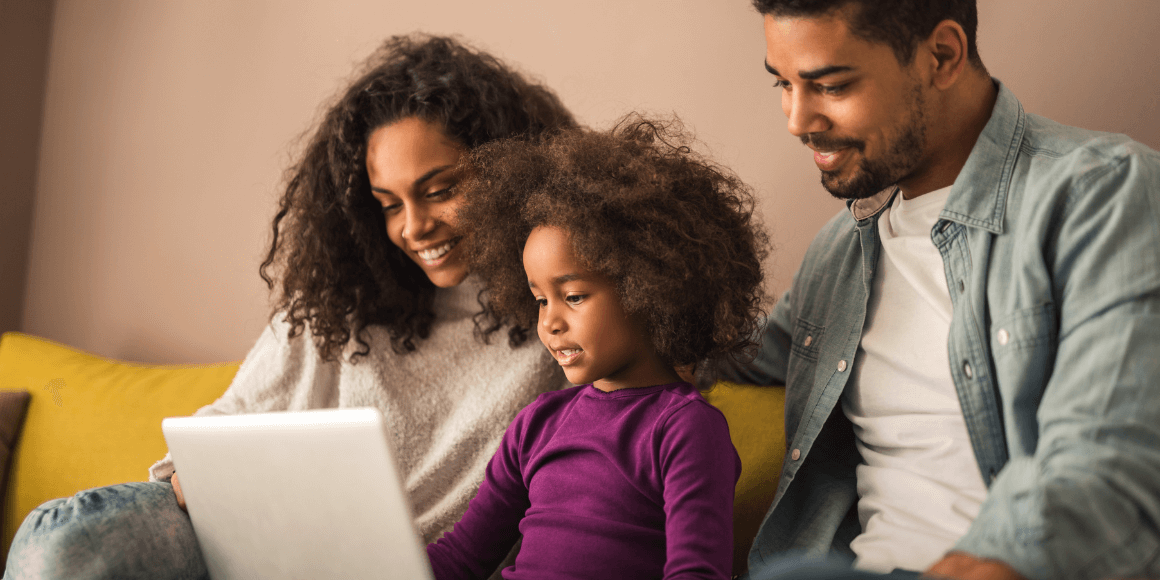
[460,115,769,366]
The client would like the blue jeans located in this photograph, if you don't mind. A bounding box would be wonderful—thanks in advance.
[746,553,922,580]
[4,482,208,580]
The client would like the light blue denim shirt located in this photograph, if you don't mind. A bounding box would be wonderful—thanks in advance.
[720,81,1160,580]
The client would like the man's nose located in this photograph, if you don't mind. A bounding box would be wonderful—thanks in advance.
[784,90,829,138]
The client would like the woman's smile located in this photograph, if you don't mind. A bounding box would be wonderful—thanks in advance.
[366,117,470,288]
[415,237,462,265]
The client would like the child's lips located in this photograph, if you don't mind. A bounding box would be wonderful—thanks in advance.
[553,347,583,366]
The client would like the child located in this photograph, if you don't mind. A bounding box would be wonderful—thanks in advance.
[426,117,769,580]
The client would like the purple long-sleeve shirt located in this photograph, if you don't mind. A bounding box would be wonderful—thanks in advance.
[427,381,740,580]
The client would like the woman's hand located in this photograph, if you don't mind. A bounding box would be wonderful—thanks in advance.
[171,472,188,513]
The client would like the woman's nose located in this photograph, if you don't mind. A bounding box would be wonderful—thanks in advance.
[401,204,436,241]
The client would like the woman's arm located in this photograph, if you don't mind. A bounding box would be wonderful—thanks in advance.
[150,316,342,482]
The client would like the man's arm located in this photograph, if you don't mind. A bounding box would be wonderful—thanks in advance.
[702,288,794,388]
[951,150,1160,580]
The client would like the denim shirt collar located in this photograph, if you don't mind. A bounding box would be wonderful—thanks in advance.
[846,79,1025,234]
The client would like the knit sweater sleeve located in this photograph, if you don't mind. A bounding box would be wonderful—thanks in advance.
[148,316,342,481]
[660,400,741,580]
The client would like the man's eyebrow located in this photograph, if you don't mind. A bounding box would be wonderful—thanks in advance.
[370,164,455,195]
[799,65,855,80]
[764,61,855,81]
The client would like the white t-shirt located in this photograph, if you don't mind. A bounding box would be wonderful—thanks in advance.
[842,186,988,573]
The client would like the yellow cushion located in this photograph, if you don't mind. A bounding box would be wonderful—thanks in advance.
[701,380,786,575]
[0,332,238,553]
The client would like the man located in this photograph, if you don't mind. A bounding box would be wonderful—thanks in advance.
[710,1,1160,579]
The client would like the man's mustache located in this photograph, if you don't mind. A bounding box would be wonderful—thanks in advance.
[801,133,864,152]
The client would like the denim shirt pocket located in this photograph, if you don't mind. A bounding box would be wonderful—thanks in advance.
[786,317,825,388]
[990,302,1057,454]
[790,317,825,362]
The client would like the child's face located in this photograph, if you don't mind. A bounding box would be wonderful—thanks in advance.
[523,225,676,392]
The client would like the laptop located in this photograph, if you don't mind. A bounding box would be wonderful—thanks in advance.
[162,408,435,580]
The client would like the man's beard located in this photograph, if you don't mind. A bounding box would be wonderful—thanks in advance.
[806,84,927,200]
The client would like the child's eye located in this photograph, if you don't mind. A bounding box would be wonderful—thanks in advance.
[772,79,791,91]
[534,297,547,308]
[565,294,586,306]
[382,202,402,214]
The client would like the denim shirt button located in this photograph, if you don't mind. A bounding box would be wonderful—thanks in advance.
[963,362,973,379]
[837,359,848,372]
[997,328,1010,346]
[791,449,801,461]
[803,335,813,347]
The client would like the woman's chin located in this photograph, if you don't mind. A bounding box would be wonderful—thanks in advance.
[423,265,470,288]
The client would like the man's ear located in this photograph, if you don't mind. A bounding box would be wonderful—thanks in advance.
[924,19,970,90]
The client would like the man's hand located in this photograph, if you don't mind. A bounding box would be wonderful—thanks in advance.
[171,472,188,513]
[925,551,1026,580]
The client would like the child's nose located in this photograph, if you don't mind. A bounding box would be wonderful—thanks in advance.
[541,304,566,334]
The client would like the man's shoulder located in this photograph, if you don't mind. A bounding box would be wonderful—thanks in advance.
[1019,112,1160,178]
[1001,113,1160,226]
[796,207,862,277]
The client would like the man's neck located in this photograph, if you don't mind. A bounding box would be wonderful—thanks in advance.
[899,70,998,200]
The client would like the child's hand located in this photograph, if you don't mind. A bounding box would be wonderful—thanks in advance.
[171,472,188,513]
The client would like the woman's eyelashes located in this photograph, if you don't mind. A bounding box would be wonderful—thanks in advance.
[426,186,455,200]
[377,185,456,214]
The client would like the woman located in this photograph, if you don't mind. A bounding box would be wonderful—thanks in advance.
[6,34,575,580]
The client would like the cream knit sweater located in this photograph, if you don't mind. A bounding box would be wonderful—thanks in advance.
[149,278,567,544]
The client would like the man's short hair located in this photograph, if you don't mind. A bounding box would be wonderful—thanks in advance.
[753,0,982,68]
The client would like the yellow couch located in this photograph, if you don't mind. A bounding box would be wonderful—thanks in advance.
[0,331,784,574]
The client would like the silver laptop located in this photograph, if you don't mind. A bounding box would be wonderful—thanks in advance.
[162,408,435,580]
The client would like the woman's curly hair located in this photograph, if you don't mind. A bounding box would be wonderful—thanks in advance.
[259,33,576,362]
[460,116,769,367]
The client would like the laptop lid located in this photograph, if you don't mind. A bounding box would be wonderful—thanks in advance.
[162,408,434,580]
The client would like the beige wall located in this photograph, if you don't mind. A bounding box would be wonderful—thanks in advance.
[18,0,1160,364]
[0,0,54,336]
